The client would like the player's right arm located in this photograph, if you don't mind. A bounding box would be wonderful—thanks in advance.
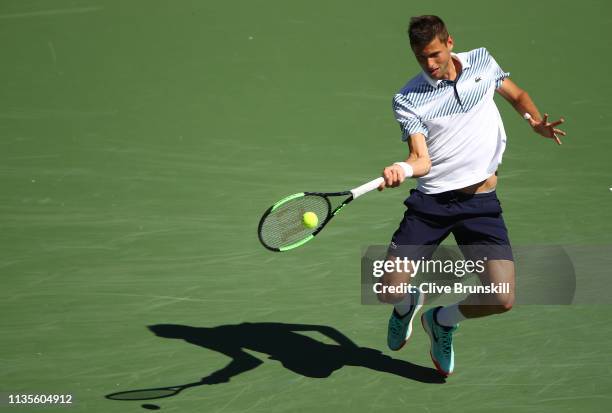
[378,132,431,190]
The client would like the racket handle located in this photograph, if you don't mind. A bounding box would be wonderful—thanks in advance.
[350,177,384,199]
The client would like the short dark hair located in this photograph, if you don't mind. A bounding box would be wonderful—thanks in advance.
[408,15,449,50]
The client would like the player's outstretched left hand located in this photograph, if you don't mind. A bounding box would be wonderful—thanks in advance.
[530,113,566,145]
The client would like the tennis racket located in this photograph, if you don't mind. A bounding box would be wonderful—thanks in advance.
[258,177,384,252]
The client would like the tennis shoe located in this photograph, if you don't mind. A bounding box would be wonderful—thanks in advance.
[421,306,457,377]
[386,289,424,351]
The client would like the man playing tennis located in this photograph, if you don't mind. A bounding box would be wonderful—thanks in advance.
[376,15,565,376]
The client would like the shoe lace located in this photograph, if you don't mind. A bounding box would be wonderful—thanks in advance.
[438,328,453,356]
[390,317,403,336]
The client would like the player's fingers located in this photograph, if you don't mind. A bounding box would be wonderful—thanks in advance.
[553,133,562,145]
[396,168,405,185]
[553,128,566,136]
[378,172,387,190]
[391,169,400,187]
[549,118,564,127]
[384,169,393,187]
[542,113,549,124]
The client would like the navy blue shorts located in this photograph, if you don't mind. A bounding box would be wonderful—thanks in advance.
[389,189,513,261]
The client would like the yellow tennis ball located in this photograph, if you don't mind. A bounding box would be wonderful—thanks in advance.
[302,211,318,229]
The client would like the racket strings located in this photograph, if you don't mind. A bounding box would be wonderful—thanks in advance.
[259,195,330,249]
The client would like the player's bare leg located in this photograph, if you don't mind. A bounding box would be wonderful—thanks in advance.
[421,258,515,376]
[458,259,515,318]
[377,256,424,350]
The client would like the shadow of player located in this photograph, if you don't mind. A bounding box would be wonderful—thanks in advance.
[106,322,444,402]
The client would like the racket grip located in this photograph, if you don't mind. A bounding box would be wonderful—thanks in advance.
[350,177,384,199]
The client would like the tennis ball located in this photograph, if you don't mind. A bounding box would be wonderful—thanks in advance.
[303,211,318,229]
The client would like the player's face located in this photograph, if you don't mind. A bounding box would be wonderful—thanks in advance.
[413,36,454,80]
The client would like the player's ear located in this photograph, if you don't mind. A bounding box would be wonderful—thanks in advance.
[447,35,454,51]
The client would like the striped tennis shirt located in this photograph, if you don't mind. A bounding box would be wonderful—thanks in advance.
[392,47,510,194]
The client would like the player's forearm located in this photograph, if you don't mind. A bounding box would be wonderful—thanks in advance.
[380,156,430,190]
[380,138,431,189]
[511,90,542,123]
[406,155,431,178]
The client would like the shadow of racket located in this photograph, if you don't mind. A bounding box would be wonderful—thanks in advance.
[106,378,208,401]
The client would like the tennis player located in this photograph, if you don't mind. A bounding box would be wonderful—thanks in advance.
[376,15,565,376]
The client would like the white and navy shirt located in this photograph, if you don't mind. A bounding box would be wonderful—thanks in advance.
[393,47,510,194]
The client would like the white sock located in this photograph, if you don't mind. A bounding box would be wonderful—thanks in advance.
[394,293,413,317]
[436,304,466,327]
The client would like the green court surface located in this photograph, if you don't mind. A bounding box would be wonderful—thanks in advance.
[2,0,611,412]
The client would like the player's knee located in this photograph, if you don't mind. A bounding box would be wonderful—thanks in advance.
[376,290,409,304]
[493,293,514,313]
[494,302,513,313]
